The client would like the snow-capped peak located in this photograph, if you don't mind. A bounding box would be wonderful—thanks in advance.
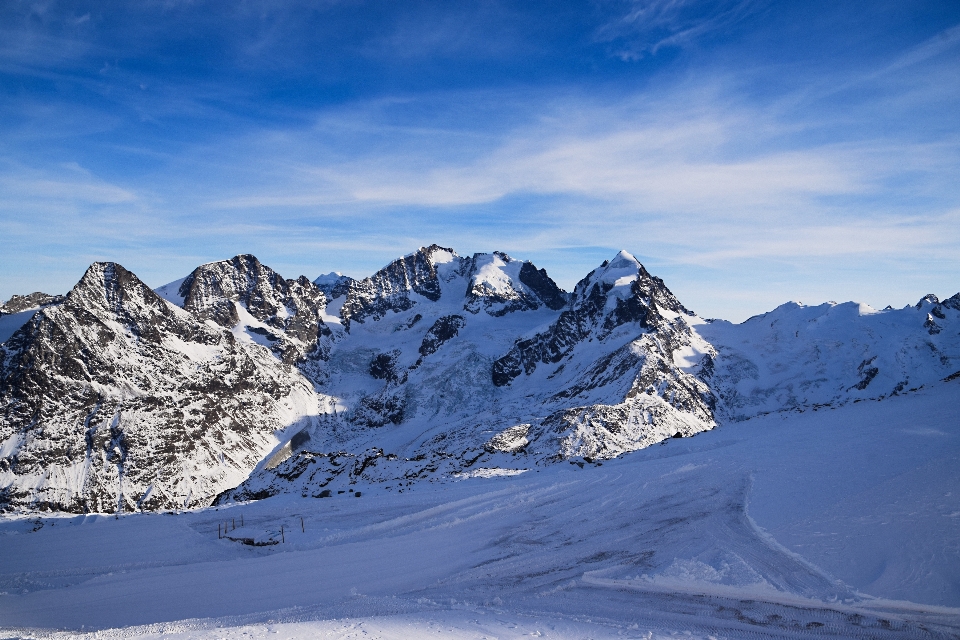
[592,250,643,300]
[609,249,641,269]
[470,252,517,295]
[314,272,344,286]
[426,245,457,265]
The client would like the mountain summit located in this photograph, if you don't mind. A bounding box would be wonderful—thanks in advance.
[1,247,958,512]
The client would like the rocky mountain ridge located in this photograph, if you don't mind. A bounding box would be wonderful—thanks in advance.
[0,263,323,512]
[1,245,958,512]
[0,292,65,316]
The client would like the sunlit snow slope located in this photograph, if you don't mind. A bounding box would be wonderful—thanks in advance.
[0,381,958,638]
[1,244,958,513]
[696,295,960,420]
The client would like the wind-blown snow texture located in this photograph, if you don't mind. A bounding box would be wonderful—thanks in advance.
[1,382,958,637]
[1,245,958,515]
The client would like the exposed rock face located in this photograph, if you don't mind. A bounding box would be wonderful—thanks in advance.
[492,251,694,386]
[0,292,65,316]
[0,263,319,513]
[339,246,567,326]
[178,255,332,363]
[518,262,567,311]
[462,252,567,316]
[340,245,456,328]
[942,293,960,311]
[418,315,466,359]
[3,246,958,513]
[369,350,401,382]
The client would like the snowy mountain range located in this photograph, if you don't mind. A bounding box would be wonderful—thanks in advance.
[1,245,958,513]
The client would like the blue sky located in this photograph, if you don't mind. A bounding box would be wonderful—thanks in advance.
[1,0,958,321]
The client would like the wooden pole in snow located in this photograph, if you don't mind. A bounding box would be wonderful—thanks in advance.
[218,523,221,539]
[301,517,304,533]
[281,525,285,543]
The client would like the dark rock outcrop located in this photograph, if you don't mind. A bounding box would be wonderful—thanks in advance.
[340,245,456,328]
[418,315,466,359]
[0,292,65,316]
[179,255,331,363]
[0,262,317,513]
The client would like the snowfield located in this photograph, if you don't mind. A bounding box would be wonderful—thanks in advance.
[2,379,958,639]
[2,247,959,638]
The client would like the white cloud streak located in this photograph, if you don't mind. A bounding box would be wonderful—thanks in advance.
[201,83,958,266]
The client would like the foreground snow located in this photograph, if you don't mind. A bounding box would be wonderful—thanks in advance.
[1,381,959,639]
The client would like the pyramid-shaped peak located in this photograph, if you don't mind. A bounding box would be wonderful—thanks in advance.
[608,250,640,268]
[593,250,643,288]
[66,261,168,318]
[72,262,134,299]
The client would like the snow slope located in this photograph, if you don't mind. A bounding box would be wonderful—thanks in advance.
[1,380,958,638]
[697,295,960,421]
[2,246,958,514]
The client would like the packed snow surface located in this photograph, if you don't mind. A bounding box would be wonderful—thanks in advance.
[2,381,958,639]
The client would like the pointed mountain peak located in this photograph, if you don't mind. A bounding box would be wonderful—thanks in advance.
[570,250,693,320]
[179,253,325,328]
[609,250,640,268]
[68,262,158,312]
[55,262,180,340]
[340,245,465,326]
[180,254,283,307]
[576,251,644,298]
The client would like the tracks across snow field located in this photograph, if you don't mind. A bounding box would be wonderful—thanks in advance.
[2,382,959,638]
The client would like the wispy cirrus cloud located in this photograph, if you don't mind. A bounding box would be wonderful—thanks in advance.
[595,0,761,59]
[205,81,955,238]
[0,161,136,205]
[1,1,958,321]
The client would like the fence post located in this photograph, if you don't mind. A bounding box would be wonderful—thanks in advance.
[281,525,285,543]
[301,517,304,533]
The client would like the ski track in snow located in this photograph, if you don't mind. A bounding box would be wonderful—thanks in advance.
[2,382,959,639]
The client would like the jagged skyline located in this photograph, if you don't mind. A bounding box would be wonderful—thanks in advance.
[1,1,959,321]
[3,244,957,512]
